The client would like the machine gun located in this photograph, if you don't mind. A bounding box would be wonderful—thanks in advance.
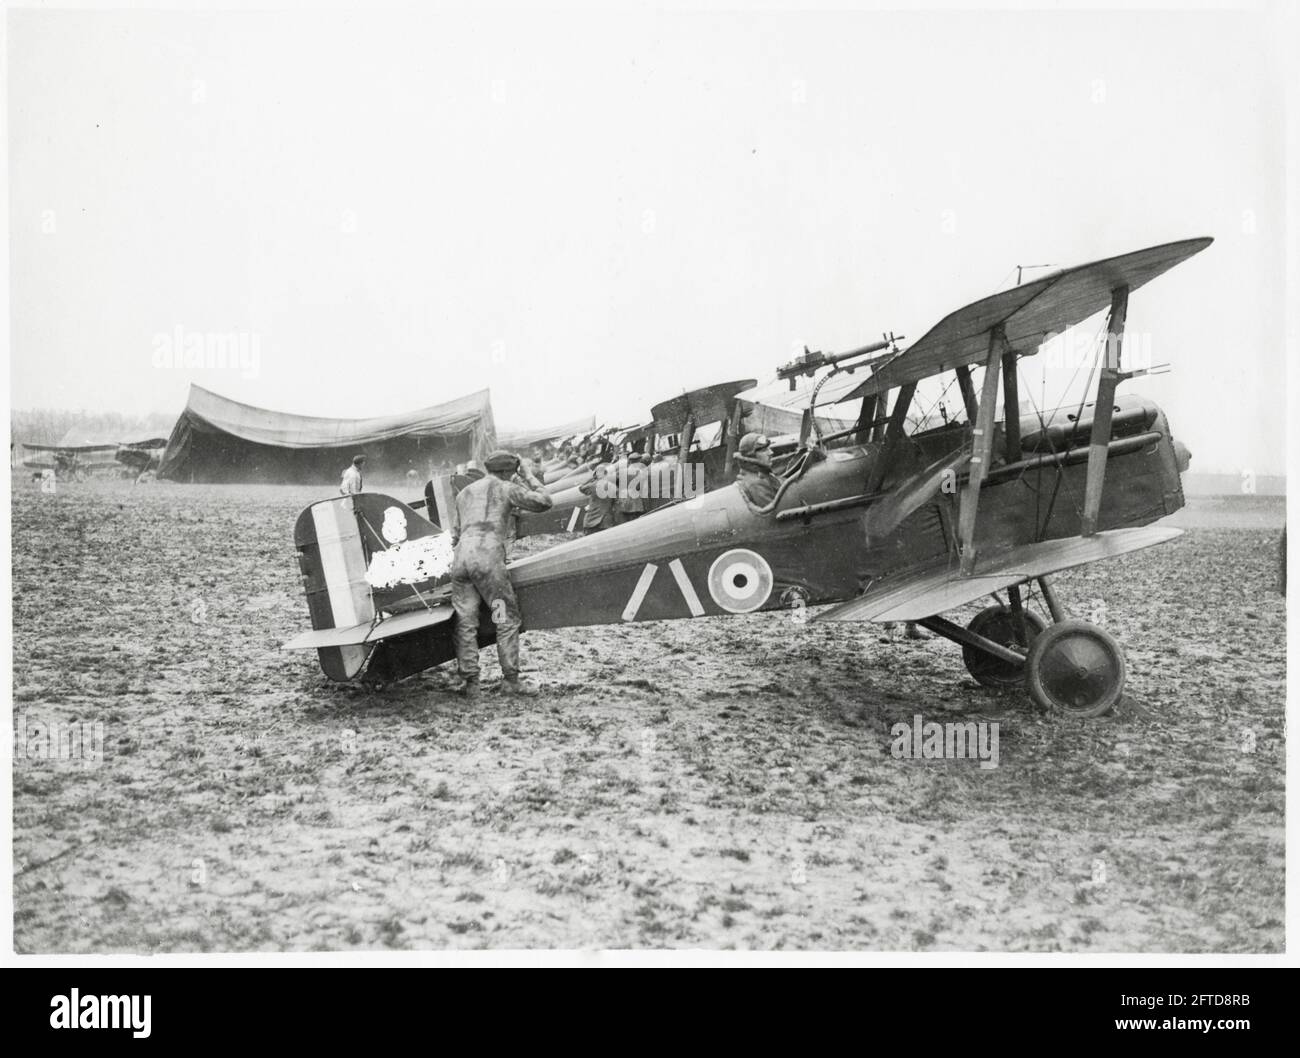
[776,333,904,390]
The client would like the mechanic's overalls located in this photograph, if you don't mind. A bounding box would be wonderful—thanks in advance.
[450,476,551,680]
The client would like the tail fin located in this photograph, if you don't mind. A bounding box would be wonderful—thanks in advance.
[293,496,376,680]
[291,493,453,681]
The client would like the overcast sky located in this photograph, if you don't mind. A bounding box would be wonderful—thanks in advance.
[7,3,1292,475]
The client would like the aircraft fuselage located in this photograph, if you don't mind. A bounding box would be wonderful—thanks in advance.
[361,393,1185,682]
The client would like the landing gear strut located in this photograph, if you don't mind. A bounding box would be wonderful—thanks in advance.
[961,603,1047,691]
[925,577,1126,718]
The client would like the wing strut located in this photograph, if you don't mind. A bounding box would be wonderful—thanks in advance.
[723,402,744,477]
[678,415,696,468]
[955,365,979,423]
[1081,286,1129,536]
[852,392,877,444]
[1002,348,1021,462]
[864,381,917,494]
[957,326,1006,574]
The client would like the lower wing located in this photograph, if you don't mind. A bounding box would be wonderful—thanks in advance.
[816,525,1181,623]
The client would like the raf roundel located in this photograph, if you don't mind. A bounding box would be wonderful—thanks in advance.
[707,549,774,613]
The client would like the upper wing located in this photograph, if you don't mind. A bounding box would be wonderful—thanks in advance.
[815,525,1181,623]
[844,237,1213,399]
[651,379,758,432]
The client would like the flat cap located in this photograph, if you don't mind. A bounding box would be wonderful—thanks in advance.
[484,450,521,473]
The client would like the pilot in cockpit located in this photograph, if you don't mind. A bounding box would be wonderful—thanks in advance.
[735,432,781,510]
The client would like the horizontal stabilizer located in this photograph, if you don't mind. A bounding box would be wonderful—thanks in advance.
[281,604,454,650]
[816,526,1182,624]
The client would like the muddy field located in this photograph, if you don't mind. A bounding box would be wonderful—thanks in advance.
[10,479,1286,952]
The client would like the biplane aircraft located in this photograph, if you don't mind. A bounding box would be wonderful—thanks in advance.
[510,423,644,536]
[284,236,1210,719]
[512,377,858,537]
[511,381,759,536]
[21,436,167,480]
[411,423,612,533]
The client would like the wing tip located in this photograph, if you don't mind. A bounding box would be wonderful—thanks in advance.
[1173,234,1215,257]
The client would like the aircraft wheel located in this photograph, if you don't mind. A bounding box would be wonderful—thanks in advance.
[961,605,1046,690]
[1024,619,1126,719]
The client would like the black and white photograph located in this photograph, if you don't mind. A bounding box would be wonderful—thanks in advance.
[3,0,1295,972]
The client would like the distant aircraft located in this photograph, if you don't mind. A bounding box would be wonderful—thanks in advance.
[511,382,758,536]
[21,434,167,480]
[510,377,858,537]
[284,237,1210,719]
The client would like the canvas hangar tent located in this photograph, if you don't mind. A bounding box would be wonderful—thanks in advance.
[158,385,496,484]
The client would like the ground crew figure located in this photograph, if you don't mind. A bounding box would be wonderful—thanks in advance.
[579,462,618,534]
[734,432,780,510]
[339,454,365,495]
[450,450,553,699]
[614,454,648,523]
[508,460,548,552]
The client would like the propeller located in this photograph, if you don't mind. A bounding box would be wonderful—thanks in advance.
[864,449,971,542]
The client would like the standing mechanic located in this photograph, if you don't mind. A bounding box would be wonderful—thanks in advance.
[450,450,553,699]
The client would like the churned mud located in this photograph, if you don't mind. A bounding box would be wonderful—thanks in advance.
[10,480,1285,952]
